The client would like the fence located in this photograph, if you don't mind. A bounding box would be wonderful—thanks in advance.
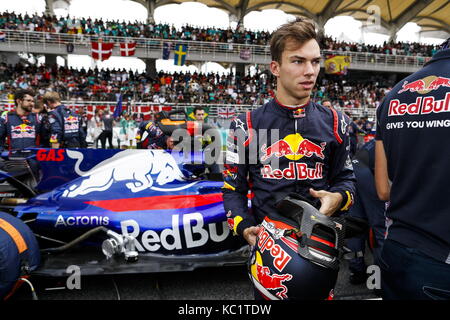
[0,100,376,120]
[0,29,431,69]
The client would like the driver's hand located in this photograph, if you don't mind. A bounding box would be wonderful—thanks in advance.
[166,136,174,149]
[309,188,343,217]
[243,226,261,246]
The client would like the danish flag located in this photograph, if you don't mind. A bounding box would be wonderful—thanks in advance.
[91,41,114,61]
[120,42,136,57]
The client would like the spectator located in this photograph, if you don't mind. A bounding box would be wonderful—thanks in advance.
[100,109,114,149]
[0,11,440,56]
[88,108,104,148]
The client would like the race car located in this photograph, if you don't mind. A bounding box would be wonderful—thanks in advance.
[0,147,248,299]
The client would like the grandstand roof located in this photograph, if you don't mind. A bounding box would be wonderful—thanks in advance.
[130,0,450,35]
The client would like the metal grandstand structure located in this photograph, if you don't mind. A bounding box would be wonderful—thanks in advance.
[0,99,377,119]
[47,0,450,37]
[0,29,431,72]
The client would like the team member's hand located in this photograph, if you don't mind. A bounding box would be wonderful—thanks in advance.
[243,226,262,246]
[166,136,174,149]
[309,188,343,217]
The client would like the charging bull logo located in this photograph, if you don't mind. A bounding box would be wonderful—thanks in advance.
[62,149,185,198]
[398,76,450,95]
[64,115,79,132]
[261,133,326,162]
[256,264,292,299]
[10,124,35,139]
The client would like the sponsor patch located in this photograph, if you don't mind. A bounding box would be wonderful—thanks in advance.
[261,162,323,180]
[225,151,240,164]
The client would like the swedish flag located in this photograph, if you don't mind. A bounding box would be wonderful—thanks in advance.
[174,44,188,66]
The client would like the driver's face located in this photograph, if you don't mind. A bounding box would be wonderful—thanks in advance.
[195,111,205,122]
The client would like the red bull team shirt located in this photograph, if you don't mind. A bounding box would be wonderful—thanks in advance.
[376,48,450,263]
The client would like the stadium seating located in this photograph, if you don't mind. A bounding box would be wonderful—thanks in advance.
[0,63,388,111]
[0,11,440,57]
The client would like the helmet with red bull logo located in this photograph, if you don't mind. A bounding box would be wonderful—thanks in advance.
[248,195,368,300]
[248,215,339,300]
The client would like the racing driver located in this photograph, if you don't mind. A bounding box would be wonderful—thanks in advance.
[222,18,356,298]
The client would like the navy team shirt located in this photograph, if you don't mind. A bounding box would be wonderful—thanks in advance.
[376,48,450,263]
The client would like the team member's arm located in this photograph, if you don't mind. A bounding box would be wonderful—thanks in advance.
[321,111,356,216]
[374,140,390,201]
[222,115,258,245]
[0,117,6,151]
[144,121,169,149]
[35,114,42,147]
[79,115,87,148]
[49,112,62,148]
[374,99,391,201]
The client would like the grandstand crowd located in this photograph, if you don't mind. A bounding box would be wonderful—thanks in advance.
[0,63,389,109]
[0,11,441,57]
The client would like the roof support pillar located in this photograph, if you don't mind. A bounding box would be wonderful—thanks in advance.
[389,26,398,42]
[45,0,55,15]
[145,0,156,24]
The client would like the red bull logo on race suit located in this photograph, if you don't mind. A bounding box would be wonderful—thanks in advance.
[10,123,35,139]
[260,133,326,161]
[260,133,325,181]
[398,76,450,95]
[64,115,79,132]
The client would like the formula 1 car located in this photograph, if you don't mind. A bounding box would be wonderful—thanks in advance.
[0,146,249,299]
[0,146,371,301]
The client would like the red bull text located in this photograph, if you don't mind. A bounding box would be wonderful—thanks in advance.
[388,92,450,116]
[257,228,292,272]
[261,162,323,180]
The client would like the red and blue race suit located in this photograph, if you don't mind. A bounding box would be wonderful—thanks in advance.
[0,111,41,151]
[136,120,169,149]
[222,98,356,236]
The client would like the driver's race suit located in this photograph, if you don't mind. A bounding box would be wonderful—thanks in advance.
[222,98,356,236]
[136,120,168,149]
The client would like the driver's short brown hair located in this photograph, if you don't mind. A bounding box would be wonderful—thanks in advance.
[42,91,61,105]
[270,18,318,64]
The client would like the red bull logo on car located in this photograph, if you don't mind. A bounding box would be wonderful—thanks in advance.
[260,133,326,161]
[10,123,35,139]
[62,149,186,197]
[398,76,450,94]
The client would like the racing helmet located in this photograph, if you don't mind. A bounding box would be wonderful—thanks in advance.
[248,196,347,300]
